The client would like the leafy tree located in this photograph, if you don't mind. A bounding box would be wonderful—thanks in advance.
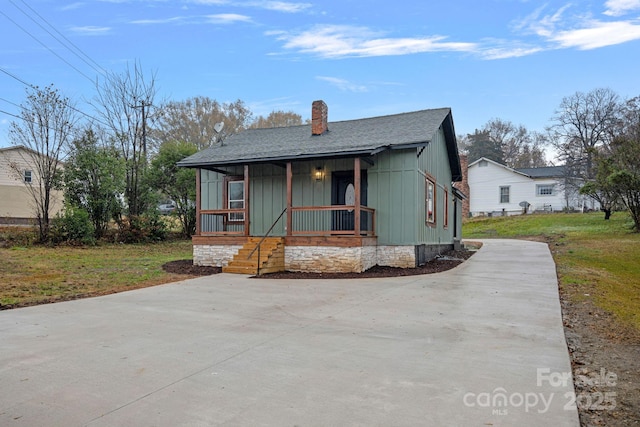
[153,97,253,149]
[608,155,640,231]
[579,157,618,220]
[62,129,125,239]
[92,61,158,217]
[580,95,640,228]
[250,110,305,128]
[8,84,77,242]
[147,141,198,237]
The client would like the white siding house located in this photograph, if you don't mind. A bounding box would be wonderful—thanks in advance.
[468,157,598,217]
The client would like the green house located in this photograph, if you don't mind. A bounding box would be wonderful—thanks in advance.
[178,101,464,274]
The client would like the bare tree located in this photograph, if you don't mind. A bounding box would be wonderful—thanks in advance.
[481,118,548,168]
[548,88,621,180]
[9,84,77,241]
[92,62,158,217]
[153,97,253,149]
[249,110,305,129]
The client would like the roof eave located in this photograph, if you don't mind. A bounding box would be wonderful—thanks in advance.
[177,149,381,168]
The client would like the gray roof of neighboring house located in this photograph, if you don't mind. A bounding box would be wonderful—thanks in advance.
[178,107,462,181]
[515,165,566,178]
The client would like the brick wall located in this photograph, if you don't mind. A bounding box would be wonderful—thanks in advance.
[311,100,328,135]
[454,154,470,218]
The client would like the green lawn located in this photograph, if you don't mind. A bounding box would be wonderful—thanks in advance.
[464,212,640,331]
[0,240,194,308]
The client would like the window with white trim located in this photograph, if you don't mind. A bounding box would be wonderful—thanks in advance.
[443,187,449,229]
[24,170,32,183]
[537,184,554,196]
[426,177,436,225]
[227,179,245,222]
[499,186,510,203]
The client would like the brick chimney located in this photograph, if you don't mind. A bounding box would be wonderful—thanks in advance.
[453,154,470,218]
[311,100,328,135]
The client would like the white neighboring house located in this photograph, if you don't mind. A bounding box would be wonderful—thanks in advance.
[468,157,599,217]
[0,145,64,224]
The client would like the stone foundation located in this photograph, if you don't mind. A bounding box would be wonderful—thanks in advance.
[195,242,453,273]
[193,245,242,267]
[375,245,417,268]
[285,246,368,273]
[285,245,417,273]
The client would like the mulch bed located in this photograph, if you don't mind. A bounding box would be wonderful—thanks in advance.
[161,260,221,276]
[161,248,476,278]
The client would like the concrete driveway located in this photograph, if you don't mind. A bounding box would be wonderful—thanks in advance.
[0,239,578,426]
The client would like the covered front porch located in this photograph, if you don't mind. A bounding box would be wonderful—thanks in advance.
[193,157,382,273]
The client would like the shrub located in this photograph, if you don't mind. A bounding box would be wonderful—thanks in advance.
[0,226,37,248]
[116,212,168,243]
[50,207,96,245]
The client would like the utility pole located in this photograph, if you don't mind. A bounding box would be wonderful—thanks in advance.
[140,100,147,158]
[133,100,150,159]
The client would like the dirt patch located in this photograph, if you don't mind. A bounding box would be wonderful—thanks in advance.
[560,292,640,426]
[161,260,221,276]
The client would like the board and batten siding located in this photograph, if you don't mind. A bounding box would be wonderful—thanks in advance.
[416,126,455,246]
[199,158,365,236]
[367,149,416,245]
[367,126,454,246]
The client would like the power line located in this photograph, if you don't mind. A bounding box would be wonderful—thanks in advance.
[0,67,34,89]
[0,9,96,84]
[0,96,22,108]
[0,109,24,121]
[10,0,107,78]
[0,67,111,128]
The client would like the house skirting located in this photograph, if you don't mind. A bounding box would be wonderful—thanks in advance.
[192,236,453,273]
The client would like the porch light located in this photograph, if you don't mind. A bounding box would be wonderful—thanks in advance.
[314,167,324,181]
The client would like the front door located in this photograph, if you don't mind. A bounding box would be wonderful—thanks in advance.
[331,170,368,232]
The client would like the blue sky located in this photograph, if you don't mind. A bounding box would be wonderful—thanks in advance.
[1,0,640,158]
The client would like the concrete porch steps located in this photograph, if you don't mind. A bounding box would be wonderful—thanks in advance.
[222,237,285,275]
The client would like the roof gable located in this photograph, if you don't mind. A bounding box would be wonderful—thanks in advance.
[178,107,462,181]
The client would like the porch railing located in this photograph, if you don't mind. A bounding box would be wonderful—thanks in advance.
[200,209,245,235]
[199,206,375,236]
[291,206,375,236]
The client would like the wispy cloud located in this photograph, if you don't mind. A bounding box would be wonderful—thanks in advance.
[188,0,310,13]
[130,16,186,25]
[69,26,111,35]
[316,76,368,92]
[254,1,311,13]
[516,4,640,50]
[61,2,85,11]
[479,44,543,60]
[550,19,640,49]
[189,0,229,4]
[206,13,252,24]
[270,25,477,59]
[128,14,251,25]
[604,0,640,16]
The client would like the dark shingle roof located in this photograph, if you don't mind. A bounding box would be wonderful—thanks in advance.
[178,107,461,180]
[515,166,566,178]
